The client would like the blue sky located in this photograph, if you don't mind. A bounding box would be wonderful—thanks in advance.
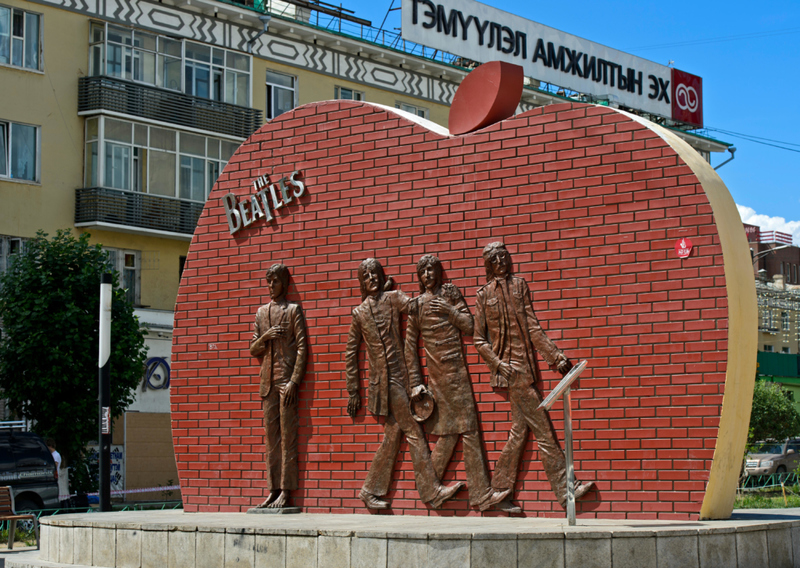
[341,0,800,241]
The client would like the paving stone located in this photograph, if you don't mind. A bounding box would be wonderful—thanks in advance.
[564,536,610,568]
[116,529,141,568]
[255,534,285,568]
[767,527,793,568]
[74,526,92,566]
[471,538,516,568]
[224,532,255,568]
[611,536,655,568]
[698,532,736,568]
[736,529,768,568]
[656,535,699,568]
[351,536,386,568]
[286,535,317,568]
[427,538,469,568]
[387,538,427,568]
[141,530,168,568]
[195,531,224,568]
[517,538,564,568]
[318,535,350,568]
[168,530,196,568]
[92,527,115,567]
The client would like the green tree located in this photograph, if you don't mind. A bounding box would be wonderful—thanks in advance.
[0,230,147,492]
[748,380,800,443]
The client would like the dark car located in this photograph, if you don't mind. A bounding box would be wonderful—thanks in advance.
[0,431,58,510]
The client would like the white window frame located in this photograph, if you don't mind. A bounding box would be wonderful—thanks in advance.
[0,118,41,183]
[266,70,297,120]
[0,235,26,275]
[395,102,429,119]
[334,86,364,101]
[0,5,42,72]
[84,116,235,202]
[104,247,141,306]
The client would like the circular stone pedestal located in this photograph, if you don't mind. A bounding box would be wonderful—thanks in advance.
[11,510,800,568]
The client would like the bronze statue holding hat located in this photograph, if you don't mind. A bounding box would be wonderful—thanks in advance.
[405,255,509,511]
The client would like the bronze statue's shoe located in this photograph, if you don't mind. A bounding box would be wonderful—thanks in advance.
[359,489,390,510]
[429,481,464,509]
[478,488,512,512]
[559,481,596,508]
[494,498,522,514]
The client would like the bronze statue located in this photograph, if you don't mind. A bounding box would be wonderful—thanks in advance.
[473,242,595,513]
[405,255,510,511]
[345,258,463,510]
[249,263,308,509]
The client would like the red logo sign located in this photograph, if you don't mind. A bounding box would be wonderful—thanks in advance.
[675,238,693,259]
[671,69,703,128]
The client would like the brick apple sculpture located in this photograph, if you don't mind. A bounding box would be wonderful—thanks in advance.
[172,62,756,520]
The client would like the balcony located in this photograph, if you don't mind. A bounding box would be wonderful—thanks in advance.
[75,187,204,239]
[78,76,262,139]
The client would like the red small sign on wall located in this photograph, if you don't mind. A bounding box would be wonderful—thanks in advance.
[675,238,693,258]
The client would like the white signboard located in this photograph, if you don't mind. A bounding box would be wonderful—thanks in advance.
[402,0,675,118]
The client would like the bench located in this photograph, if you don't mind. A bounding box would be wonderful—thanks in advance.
[0,486,39,549]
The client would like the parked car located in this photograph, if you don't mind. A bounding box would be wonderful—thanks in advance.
[0,430,59,510]
[744,438,800,476]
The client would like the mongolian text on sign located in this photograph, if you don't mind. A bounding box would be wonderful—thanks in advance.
[401,0,703,126]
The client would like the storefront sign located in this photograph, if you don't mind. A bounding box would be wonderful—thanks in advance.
[223,170,306,235]
[401,0,703,125]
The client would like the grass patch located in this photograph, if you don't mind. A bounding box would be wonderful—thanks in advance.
[735,489,800,509]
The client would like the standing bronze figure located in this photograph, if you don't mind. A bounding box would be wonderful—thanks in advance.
[345,258,463,510]
[250,263,308,509]
[474,242,595,512]
[405,255,510,511]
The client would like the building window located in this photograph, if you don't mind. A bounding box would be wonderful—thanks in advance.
[0,6,41,71]
[85,116,237,201]
[0,119,39,182]
[782,347,791,354]
[395,102,429,119]
[764,345,774,352]
[334,86,363,101]
[266,70,296,120]
[89,22,251,105]
[782,312,790,331]
[0,235,25,275]
[105,248,140,305]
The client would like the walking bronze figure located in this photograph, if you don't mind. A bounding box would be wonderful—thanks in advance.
[474,242,595,513]
[250,263,308,509]
[405,255,510,511]
[345,258,463,510]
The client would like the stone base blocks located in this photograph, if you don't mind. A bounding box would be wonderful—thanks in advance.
[8,510,800,568]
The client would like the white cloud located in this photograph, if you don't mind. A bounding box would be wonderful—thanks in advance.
[737,204,800,245]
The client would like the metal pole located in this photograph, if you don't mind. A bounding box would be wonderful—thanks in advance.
[98,273,112,512]
[564,386,576,526]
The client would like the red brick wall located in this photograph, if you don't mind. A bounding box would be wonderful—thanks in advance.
[171,101,727,520]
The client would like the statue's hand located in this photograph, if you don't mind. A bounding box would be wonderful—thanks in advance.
[497,362,514,382]
[556,355,573,376]
[409,384,429,402]
[282,382,298,407]
[429,297,452,317]
[262,325,286,341]
[347,392,361,417]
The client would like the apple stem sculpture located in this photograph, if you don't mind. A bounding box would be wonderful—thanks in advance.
[538,360,588,526]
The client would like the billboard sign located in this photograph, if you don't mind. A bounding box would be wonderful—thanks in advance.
[401,0,703,126]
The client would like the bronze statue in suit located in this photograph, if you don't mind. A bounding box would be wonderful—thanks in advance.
[345,258,462,510]
[405,255,510,511]
[250,263,308,508]
[474,242,594,512]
